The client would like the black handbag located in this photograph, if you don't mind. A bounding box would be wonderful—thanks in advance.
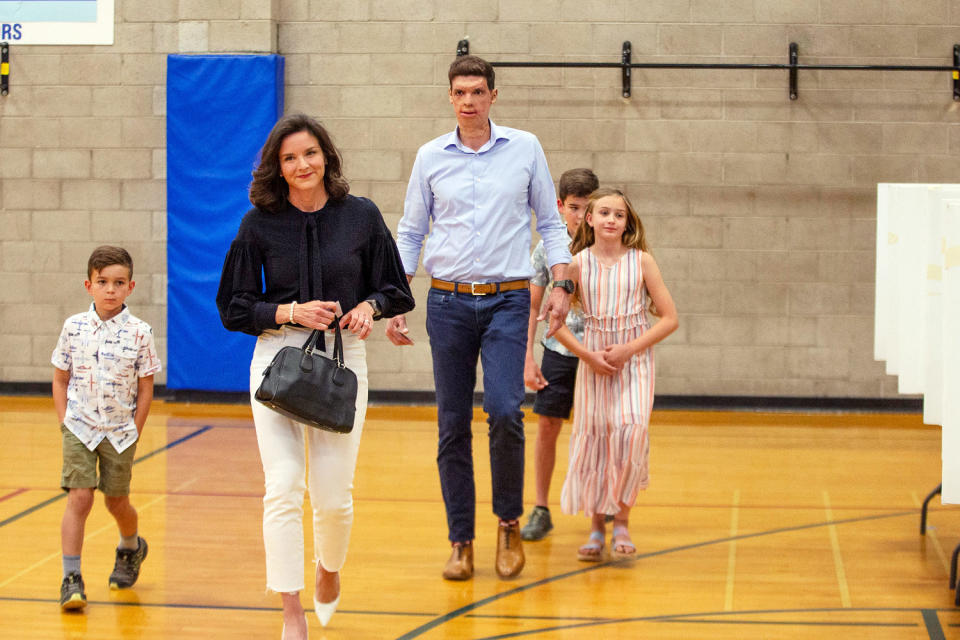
[255,323,358,433]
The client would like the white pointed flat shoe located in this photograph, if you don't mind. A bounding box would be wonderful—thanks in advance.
[313,594,340,627]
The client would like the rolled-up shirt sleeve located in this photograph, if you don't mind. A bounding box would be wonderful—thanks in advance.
[529,141,572,269]
[397,149,431,276]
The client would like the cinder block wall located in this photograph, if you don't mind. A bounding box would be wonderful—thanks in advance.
[2,0,958,397]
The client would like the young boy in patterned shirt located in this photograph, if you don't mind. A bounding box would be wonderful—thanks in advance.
[52,245,161,611]
[521,168,599,541]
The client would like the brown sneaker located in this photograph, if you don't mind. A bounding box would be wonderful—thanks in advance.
[495,520,525,579]
[442,542,474,580]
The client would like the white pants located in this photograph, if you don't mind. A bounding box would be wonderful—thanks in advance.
[249,325,368,593]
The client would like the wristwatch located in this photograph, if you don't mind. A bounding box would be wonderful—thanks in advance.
[554,279,575,294]
[365,298,382,320]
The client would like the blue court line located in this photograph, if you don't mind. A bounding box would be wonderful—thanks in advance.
[2,593,945,636]
[394,507,922,640]
[924,608,948,640]
[0,596,437,618]
[468,607,945,639]
[0,425,213,529]
[658,618,916,627]
[465,613,614,622]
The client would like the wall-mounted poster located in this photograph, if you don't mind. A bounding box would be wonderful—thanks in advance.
[0,0,114,45]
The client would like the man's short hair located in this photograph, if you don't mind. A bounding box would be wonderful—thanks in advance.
[558,168,600,202]
[87,245,133,280]
[448,55,495,91]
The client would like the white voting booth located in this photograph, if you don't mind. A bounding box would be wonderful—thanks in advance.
[875,184,960,504]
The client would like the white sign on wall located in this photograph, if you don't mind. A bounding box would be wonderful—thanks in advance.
[0,0,114,45]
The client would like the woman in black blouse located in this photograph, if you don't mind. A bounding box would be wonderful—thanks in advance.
[217,114,413,638]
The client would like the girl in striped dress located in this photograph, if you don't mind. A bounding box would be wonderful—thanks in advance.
[553,188,678,561]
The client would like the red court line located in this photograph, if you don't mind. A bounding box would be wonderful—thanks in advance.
[0,488,27,504]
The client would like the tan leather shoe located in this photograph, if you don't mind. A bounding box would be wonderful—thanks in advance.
[442,542,474,580]
[495,521,525,578]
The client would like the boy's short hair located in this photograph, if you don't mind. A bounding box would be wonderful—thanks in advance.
[558,168,600,202]
[448,55,495,90]
[87,245,133,280]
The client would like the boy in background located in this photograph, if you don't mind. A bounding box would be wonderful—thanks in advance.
[522,168,599,541]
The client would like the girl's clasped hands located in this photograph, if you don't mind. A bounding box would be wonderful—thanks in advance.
[582,343,635,376]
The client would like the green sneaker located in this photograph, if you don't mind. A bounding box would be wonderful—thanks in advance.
[109,537,148,589]
[60,572,86,611]
[521,506,554,541]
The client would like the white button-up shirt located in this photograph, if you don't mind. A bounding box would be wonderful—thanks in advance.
[51,304,162,453]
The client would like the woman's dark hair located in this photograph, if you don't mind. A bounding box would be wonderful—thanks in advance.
[249,113,350,212]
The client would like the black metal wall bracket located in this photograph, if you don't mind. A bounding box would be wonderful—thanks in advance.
[955,44,960,101]
[789,42,798,100]
[1,42,9,97]
[456,39,960,101]
[621,41,631,98]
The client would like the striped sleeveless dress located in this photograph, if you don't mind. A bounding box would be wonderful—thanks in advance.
[560,247,654,517]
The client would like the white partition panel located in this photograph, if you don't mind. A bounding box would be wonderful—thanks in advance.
[941,200,960,503]
[923,190,960,425]
[889,185,932,389]
[875,184,891,362]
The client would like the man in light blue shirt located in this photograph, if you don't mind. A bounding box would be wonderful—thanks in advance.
[387,55,573,582]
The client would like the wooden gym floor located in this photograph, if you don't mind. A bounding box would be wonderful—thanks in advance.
[1,395,959,639]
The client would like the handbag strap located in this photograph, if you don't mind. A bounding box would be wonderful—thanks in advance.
[302,329,323,354]
[331,318,345,366]
[302,318,346,367]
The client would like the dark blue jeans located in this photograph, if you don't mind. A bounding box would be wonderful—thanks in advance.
[426,287,530,543]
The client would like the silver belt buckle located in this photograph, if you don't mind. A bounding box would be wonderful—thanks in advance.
[470,282,483,295]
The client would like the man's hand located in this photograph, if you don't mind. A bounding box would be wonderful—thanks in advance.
[385,314,414,345]
[524,357,548,391]
[540,286,571,338]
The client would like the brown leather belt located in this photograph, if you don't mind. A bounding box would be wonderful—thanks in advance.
[430,278,529,296]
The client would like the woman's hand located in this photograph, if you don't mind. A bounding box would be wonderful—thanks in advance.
[293,300,339,330]
[340,301,376,340]
[603,343,635,369]
[582,350,618,376]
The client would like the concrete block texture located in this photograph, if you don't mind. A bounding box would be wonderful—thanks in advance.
[92,150,154,180]
[123,0,178,22]
[208,20,277,52]
[112,23,154,54]
[3,7,959,399]
[179,0,242,20]
[0,149,32,179]
[178,22,210,52]
[242,0,279,21]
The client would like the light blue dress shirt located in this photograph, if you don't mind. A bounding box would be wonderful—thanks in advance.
[397,120,572,282]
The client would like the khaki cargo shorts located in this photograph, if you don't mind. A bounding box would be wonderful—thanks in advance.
[61,424,137,496]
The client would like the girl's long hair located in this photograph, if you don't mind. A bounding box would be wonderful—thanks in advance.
[570,187,648,254]
[569,188,659,316]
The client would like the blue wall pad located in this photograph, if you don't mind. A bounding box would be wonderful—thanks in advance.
[166,54,284,391]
